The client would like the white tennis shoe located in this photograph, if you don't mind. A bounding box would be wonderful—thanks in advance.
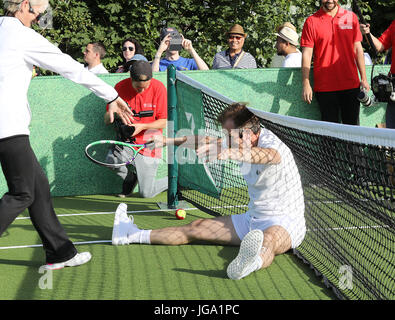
[227,229,264,280]
[42,252,92,270]
[112,203,140,245]
[112,203,129,245]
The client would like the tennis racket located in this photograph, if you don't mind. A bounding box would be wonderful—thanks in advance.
[85,140,153,168]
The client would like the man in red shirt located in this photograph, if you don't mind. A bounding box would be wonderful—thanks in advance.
[105,60,168,197]
[360,20,395,128]
[301,0,370,125]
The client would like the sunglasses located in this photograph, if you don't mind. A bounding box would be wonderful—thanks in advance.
[122,46,135,52]
[228,35,243,40]
[28,3,44,21]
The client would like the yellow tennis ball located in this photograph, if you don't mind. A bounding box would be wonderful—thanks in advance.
[175,209,186,220]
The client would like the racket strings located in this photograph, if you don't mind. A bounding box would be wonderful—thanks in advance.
[112,144,136,164]
[85,141,144,167]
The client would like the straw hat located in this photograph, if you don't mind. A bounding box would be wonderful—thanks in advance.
[275,23,299,46]
[226,24,247,37]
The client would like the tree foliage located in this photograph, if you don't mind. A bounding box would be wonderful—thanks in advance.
[0,0,393,73]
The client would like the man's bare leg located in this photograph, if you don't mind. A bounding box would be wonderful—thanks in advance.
[150,216,241,246]
[259,225,292,269]
[112,203,241,246]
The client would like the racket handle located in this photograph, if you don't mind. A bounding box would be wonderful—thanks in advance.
[145,141,155,148]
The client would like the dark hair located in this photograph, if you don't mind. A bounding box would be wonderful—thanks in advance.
[217,102,261,134]
[118,38,145,72]
[121,38,144,60]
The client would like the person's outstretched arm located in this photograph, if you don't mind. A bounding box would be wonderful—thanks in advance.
[182,37,209,70]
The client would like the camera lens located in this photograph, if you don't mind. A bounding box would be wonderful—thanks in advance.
[357,90,373,107]
[122,125,135,139]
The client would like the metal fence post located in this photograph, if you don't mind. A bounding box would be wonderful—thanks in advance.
[167,65,178,209]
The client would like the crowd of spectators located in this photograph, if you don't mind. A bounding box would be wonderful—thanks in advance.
[80,22,302,75]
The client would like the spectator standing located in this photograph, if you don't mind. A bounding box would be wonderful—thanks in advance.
[212,24,257,69]
[0,0,131,270]
[301,0,369,125]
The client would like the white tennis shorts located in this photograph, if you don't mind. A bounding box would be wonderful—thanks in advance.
[231,211,306,249]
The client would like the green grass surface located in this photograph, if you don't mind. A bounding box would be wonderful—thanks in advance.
[0,193,336,300]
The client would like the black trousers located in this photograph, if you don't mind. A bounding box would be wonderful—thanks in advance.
[386,99,395,128]
[385,75,395,129]
[315,87,360,125]
[0,135,77,263]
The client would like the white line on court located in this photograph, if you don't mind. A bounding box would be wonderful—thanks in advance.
[13,204,249,221]
[307,224,390,232]
[14,207,200,221]
[0,240,111,250]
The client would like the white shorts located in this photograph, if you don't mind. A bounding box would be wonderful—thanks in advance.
[231,211,306,249]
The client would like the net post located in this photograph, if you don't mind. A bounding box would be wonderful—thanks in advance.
[167,65,178,209]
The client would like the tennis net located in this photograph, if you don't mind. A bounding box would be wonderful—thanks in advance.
[171,71,395,300]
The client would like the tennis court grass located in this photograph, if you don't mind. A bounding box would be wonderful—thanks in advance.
[0,193,336,300]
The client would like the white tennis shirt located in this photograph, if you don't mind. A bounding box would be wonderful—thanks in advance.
[0,17,118,140]
[239,128,305,218]
[282,51,302,68]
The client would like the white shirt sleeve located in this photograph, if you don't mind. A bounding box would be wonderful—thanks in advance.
[23,29,117,102]
[258,129,282,151]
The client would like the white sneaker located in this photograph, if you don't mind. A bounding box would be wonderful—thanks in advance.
[112,203,129,245]
[42,252,92,270]
[227,229,264,280]
[112,203,140,245]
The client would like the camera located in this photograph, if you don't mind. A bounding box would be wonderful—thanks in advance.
[371,74,394,103]
[114,110,154,142]
[160,27,183,52]
[168,31,183,52]
[357,89,374,107]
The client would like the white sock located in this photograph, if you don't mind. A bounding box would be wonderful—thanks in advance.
[128,229,151,244]
[140,229,151,244]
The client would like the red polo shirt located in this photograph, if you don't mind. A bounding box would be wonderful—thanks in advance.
[378,20,395,75]
[107,78,167,158]
[301,6,362,92]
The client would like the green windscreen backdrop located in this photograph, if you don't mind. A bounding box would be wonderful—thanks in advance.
[0,66,390,197]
